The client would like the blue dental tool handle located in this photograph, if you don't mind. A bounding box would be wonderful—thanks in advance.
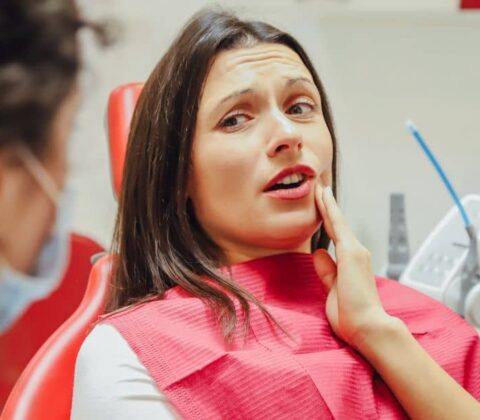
[405,120,471,227]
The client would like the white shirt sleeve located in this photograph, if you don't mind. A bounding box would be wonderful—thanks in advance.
[71,323,180,420]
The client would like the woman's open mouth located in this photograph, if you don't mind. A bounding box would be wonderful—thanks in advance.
[263,167,315,200]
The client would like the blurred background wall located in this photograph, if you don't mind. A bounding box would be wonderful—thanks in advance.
[72,0,480,272]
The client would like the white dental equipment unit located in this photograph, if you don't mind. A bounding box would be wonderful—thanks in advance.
[396,121,480,331]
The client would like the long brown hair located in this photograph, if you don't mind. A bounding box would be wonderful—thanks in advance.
[108,7,338,341]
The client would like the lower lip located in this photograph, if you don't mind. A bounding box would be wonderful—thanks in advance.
[264,178,313,200]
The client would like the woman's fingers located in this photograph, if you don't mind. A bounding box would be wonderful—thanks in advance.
[312,249,337,291]
[315,183,385,345]
[321,186,349,242]
[320,186,359,250]
[316,184,371,271]
[315,184,335,242]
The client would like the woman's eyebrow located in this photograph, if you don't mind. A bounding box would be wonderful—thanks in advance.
[218,88,254,106]
[212,76,317,115]
[208,87,254,119]
[219,77,314,103]
[285,76,315,88]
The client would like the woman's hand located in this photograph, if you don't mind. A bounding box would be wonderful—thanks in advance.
[312,185,396,348]
[312,188,480,420]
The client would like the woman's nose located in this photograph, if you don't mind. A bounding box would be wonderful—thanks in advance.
[266,111,303,158]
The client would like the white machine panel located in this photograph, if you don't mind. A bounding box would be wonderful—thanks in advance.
[400,195,480,315]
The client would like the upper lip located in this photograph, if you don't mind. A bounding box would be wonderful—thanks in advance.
[263,164,316,192]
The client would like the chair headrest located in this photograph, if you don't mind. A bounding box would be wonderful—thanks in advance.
[107,82,143,197]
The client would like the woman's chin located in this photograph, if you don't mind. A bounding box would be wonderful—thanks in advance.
[258,218,320,250]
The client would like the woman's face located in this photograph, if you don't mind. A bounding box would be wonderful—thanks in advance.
[190,43,333,264]
[0,89,79,273]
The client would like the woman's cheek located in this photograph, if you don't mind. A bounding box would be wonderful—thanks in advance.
[193,148,251,215]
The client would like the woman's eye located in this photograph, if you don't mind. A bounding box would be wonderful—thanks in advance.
[287,102,314,115]
[220,113,249,128]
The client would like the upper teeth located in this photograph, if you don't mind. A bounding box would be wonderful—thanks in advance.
[276,173,304,185]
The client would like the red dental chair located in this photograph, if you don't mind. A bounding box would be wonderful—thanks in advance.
[107,82,143,198]
[0,234,104,413]
[0,254,111,420]
[1,83,143,420]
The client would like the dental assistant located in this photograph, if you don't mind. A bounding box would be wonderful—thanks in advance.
[0,0,106,335]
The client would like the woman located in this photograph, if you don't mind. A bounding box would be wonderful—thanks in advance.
[72,8,480,419]
[0,0,109,406]
[0,0,109,332]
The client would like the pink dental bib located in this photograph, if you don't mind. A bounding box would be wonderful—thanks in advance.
[106,253,480,419]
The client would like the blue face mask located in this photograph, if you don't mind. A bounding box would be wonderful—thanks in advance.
[0,148,73,334]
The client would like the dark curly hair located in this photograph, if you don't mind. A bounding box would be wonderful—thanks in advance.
[0,0,110,156]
